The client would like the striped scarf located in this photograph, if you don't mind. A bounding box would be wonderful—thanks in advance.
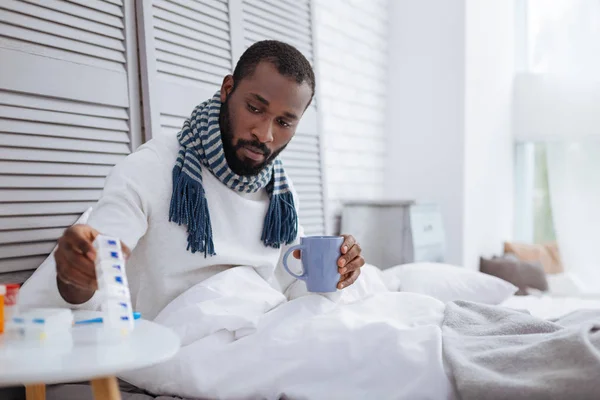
[169,92,298,256]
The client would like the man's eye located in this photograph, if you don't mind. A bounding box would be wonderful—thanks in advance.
[278,119,291,128]
[247,104,261,113]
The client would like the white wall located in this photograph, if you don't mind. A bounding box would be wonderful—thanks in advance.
[463,0,515,269]
[314,0,389,232]
[387,0,514,269]
[386,0,467,265]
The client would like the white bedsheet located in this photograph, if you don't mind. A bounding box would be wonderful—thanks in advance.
[501,293,600,320]
[120,266,455,400]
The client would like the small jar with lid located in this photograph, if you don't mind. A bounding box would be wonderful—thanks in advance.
[0,284,5,334]
[4,283,20,322]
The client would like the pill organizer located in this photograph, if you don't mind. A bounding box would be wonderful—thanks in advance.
[93,235,134,333]
[6,308,73,341]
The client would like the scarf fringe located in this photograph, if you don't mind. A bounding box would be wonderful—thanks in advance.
[170,92,298,256]
[169,167,215,257]
[261,191,298,248]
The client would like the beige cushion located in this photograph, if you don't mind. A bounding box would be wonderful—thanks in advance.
[504,241,564,274]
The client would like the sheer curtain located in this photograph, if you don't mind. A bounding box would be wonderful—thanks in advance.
[546,143,600,290]
[529,0,600,290]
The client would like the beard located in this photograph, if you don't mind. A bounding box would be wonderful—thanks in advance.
[220,93,287,177]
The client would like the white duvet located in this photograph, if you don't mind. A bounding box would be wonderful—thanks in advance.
[120,266,455,400]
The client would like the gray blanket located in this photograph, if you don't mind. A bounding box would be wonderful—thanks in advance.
[442,301,600,400]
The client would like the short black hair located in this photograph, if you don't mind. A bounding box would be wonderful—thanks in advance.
[232,40,316,104]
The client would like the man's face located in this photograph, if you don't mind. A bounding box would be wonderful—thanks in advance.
[219,62,313,176]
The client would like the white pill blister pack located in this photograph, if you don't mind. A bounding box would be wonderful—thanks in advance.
[93,235,134,332]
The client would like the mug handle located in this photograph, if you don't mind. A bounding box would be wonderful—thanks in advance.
[283,244,307,280]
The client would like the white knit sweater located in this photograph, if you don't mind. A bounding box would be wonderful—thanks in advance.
[25,133,303,320]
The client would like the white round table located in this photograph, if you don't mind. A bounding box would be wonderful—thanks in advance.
[0,313,180,400]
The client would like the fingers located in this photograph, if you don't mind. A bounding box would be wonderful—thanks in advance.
[64,225,98,261]
[293,249,301,259]
[338,242,361,269]
[55,248,97,291]
[121,242,132,260]
[57,267,97,291]
[339,256,365,275]
[340,234,356,255]
[338,268,361,289]
[337,234,364,287]
[55,225,99,291]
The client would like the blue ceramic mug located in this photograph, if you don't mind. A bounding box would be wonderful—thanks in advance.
[283,236,344,293]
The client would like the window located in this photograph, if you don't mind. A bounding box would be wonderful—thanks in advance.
[526,0,600,75]
[531,145,556,243]
[514,143,556,244]
[513,0,600,245]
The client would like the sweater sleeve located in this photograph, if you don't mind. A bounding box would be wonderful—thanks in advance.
[86,143,164,250]
[19,144,165,312]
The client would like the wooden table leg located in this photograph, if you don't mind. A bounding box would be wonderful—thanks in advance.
[91,376,121,400]
[25,384,46,400]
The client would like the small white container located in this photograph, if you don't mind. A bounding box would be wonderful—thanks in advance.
[93,235,134,333]
[101,285,131,301]
[7,308,73,342]
[102,299,134,331]
[94,235,124,264]
[96,262,129,289]
[93,236,122,251]
[95,248,124,263]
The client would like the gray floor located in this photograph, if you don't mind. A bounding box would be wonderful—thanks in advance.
[0,380,197,400]
[0,386,25,400]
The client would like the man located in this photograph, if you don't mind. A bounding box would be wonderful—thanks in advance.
[53,40,365,323]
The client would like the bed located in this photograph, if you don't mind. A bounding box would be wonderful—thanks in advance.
[498,268,600,319]
[7,203,600,399]
[8,252,600,400]
[502,292,600,320]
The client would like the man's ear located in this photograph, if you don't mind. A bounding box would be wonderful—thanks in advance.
[220,75,234,102]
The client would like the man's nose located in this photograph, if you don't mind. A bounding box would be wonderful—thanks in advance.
[252,119,274,143]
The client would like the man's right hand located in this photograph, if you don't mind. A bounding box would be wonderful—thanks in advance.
[54,224,100,304]
[55,224,132,304]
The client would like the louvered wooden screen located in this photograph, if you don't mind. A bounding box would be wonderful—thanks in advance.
[1,0,328,278]
[239,0,325,236]
[138,0,233,139]
[138,0,327,236]
[0,0,142,277]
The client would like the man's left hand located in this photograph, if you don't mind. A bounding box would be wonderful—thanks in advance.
[337,234,364,289]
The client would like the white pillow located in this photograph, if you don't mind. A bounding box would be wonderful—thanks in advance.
[546,272,587,296]
[381,262,518,305]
